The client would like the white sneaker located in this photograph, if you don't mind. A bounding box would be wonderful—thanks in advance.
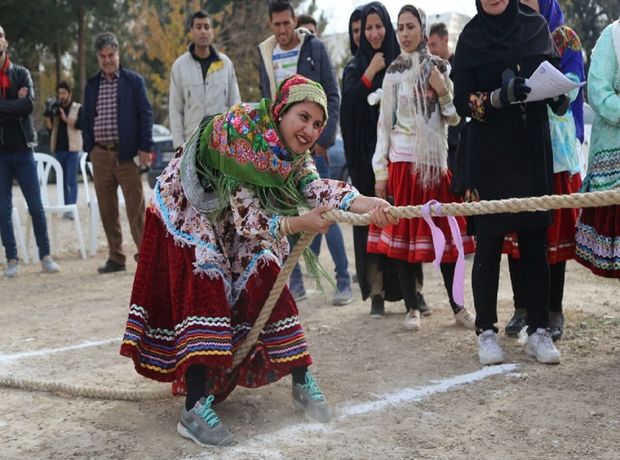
[525,328,561,364]
[454,308,476,330]
[41,256,60,274]
[3,259,19,278]
[478,330,505,365]
[403,309,421,331]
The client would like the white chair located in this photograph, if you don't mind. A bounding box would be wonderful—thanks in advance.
[12,206,30,264]
[79,152,126,256]
[1,207,30,265]
[80,152,100,257]
[26,153,86,260]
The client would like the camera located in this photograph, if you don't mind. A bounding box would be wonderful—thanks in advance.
[44,98,62,117]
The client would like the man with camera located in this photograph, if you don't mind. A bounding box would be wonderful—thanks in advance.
[45,81,82,219]
[0,24,60,277]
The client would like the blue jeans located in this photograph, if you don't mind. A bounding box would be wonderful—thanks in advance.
[289,153,350,292]
[55,150,79,204]
[0,149,51,261]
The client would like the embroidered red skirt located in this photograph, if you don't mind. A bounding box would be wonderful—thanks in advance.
[575,203,620,278]
[503,172,582,264]
[120,208,312,402]
[367,162,475,263]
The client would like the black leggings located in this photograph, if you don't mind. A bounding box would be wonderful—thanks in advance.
[185,365,309,410]
[472,228,549,334]
[395,259,461,313]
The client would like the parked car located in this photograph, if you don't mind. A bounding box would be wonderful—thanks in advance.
[148,124,175,188]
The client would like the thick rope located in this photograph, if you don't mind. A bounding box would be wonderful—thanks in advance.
[321,189,620,226]
[231,232,314,368]
[2,189,618,400]
[0,375,170,400]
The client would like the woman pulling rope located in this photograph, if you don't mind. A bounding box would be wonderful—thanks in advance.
[119,74,397,447]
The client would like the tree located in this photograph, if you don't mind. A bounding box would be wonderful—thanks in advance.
[561,0,620,62]
[125,0,209,122]
[302,0,328,36]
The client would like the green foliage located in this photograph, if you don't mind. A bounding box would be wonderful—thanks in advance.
[560,0,620,61]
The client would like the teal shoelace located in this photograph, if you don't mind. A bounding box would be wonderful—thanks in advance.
[303,373,324,401]
[193,395,220,428]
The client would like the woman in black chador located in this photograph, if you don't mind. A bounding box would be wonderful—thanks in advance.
[451,0,568,365]
[341,2,402,316]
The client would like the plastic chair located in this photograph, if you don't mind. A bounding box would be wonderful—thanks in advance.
[80,152,100,257]
[26,153,86,260]
[12,206,30,264]
[0,207,30,265]
[79,152,126,256]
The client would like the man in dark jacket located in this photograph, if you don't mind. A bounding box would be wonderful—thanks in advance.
[258,1,351,305]
[82,31,153,274]
[429,22,464,175]
[0,25,60,278]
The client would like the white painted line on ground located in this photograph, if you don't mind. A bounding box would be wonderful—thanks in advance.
[185,364,518,459]
[340,364,518,417]
[0,338,121,364]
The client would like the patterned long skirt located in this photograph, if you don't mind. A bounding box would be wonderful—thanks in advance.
[367,162,475,263]
[575,203,620,278]
[120,208,312,402]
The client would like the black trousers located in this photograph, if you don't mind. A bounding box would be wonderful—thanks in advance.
[473,227,549,334]
[509,256,566,313]
[396,259,459,312]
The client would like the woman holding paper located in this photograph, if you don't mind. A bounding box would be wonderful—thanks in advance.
[368,5,476,332]
[504,0,586,342]
[451,0,567,365]
[574,20,620,279]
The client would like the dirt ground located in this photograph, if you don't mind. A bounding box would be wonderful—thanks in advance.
[1,181,620,460]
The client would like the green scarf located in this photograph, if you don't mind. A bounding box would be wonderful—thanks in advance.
[194,100,333,289]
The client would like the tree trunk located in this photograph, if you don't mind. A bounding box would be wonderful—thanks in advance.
[77,5,86,103]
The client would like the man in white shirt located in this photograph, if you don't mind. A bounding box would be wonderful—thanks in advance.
[258,1,351,306]
[169,11,241,148]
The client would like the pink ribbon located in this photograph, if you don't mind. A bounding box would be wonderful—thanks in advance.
[420,200,465,306]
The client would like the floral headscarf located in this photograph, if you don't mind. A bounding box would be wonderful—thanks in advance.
[271,74,328,126]
[194,74,328,217]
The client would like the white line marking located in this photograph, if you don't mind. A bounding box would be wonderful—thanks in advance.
[185,364,518,459]
[0,338,121,363]
[340,364,518,417]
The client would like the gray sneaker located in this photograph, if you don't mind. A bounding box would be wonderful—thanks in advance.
[292,372,331,423]
[41,256,60,274]
[177,395,235,447]
[3,259,19,278]
[332,286,353,306]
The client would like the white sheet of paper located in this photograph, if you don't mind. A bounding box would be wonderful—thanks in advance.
[519,61,585,103]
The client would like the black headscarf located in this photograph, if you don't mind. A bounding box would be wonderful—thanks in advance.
[453,0,555,71]
[348,5,364,56]
[357,1,400,88]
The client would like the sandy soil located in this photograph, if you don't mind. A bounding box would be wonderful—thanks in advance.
[1,181,619,460]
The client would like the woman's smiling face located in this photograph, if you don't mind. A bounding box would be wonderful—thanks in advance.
[277,102,325,154]
[365,12,386,50]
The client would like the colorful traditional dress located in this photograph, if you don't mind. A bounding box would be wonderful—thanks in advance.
[575,21,620,278]
[504,1,585,264]
[367,8,474,263]
[120,96,359,400]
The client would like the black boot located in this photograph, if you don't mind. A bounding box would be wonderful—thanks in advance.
[505,308,527,337]
[549,311,564,342]
[369,295,385,318]
[417,292,432,316]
